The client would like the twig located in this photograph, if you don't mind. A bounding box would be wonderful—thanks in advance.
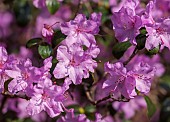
[73,0,82,18]
[83,82,130,105]
[95,95,110,104]
[96,95,130,105]
[68,90,74,100]
[84,2,93,14]
[1,92,30,100]
[84,84,96,105]
[123,47,138,66]
[0,96,7,113]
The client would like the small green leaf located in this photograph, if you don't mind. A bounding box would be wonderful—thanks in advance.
[84,105,96,113]
[140,27,147,35]
[112,41,132,59]
[52,30,66,47]
[147,45,160,55]
[46,0,60,14]
[50,58,58,73]
[136,34,147,50]
[26,38,43,48]
[144,96,156,118]
[38,45,52,59]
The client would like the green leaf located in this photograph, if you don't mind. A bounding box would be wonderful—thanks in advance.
[147,45,160,55]
[26,38,43,48]
[140,27,147,35]
[84,105,96,113]
[136,34,147,50]
[144,96,156,118]
[38,45,53,59]
[112,41,132,59]
[52,30,66,48]
[46,0,60,14]
[50,58,58,73]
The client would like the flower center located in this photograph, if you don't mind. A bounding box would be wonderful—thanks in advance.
[42,92,49,101]
[22,72,29,80]
[156,27,164,34]
[0,62,4,69]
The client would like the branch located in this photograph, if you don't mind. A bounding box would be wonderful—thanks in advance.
[1,92,30,100]
[83,83,130,105]
[83,84,96,105]
[123,47,138,66]
[73,0,82,18]
[96,95,130,105]
[0,96,7,114]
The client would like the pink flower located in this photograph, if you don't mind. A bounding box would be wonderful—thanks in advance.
[130,61,156,94]
[60,13,101,47]
[33,0,46,8]
[42,24,54,43]
[141,1,155,26]
[112,96,146,119]
[103,62,136,99]
[57,109,88,122]
[53,44,99,85]
[111,7,142,44]
[33,0,63,9]
[5,59,38,94]
[0,46,16,92]
[27,78,71,117]
[145,19,170,50]
[103,61,155,99]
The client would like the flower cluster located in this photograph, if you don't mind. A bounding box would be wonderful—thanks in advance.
[103,61,156,99]
[111,0,170,51]
[53,13,101,85]
[0,12,101,119]
[0,46,71,117]
[1,0,169,121]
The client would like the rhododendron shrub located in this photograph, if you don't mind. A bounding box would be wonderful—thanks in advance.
[0,0,170,122]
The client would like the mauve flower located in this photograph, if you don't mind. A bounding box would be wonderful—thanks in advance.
[27,56,52,96]
[129,61,156,94]
[5,59,38,94]
[145,19,170,50]
[141,1,155,27]
[150,0,170,20]
[60,13,101,47]
[95,113,114,122]
[0,46,17,92]
[110,0,140,14]
[109,0,126,13]
[103,62,136,99]
[57,109,88,122]
[42,24,54,43]
[33,0,45,8]
[33,0,63,8]
[112,96,146,119]
[27,78,71,117]
[53,44,99,84]
[130,55,164,77]
[111,7,142,44]
[35,5,72,37]
[103,61,156,99]
[0,47,8,77]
